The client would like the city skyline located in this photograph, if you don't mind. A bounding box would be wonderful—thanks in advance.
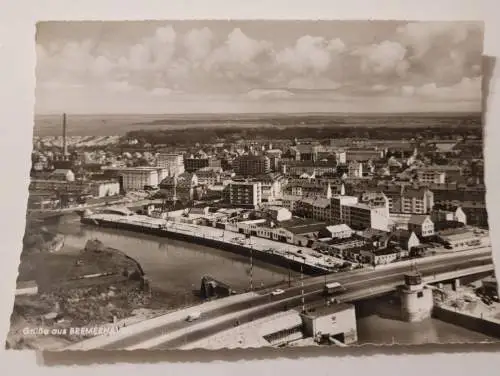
[35,20,483,115]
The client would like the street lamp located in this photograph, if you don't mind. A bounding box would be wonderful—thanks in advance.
[301,257,305,313]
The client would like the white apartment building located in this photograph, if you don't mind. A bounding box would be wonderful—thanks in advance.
[227,181,262,208]
[157,153,185,176]
[102,166,168,192]
[342,203,390,232]
[417,170,446,184]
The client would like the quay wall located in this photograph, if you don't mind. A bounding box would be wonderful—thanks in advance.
[432,305,500,340]
[80,217,327,276]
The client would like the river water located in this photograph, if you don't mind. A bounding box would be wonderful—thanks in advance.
[49,215,290,303]
[44,215,498,345]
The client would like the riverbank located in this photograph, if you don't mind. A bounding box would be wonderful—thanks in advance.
[7,239,174,349]
[81,212,331,276]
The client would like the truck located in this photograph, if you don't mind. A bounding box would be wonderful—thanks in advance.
[323,282,345,296]
[186,311,201,322]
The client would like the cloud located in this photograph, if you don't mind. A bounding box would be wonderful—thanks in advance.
[396,22,481,58]
[352,40,409,77]
[247,89,294,100]
[35,21,483,114]
[401,76,481,101]
[287,77,341,91]
[276,36,345,75]
[183,27,213,61]
[205,28,272,69]
[104,81,134,93]
[394,21,483,84]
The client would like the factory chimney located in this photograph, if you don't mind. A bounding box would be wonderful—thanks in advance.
[62,113,68,158]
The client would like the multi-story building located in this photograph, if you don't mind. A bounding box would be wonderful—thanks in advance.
[226,181,262,208]
[196,168,221,187]
[345,149,383,162]
[281,194,302,212]
[257,174,284,202]
[295,198,332,222]
[184,157,210,172]
[294,144,321,162]
[331,195,359,224]
[266,149,283,172]
[417,166,462,184]
[416,169,446,184]
[386,186,434,214]
[342,203,390,232]
[157,153,185,176]
[234,155,271,176]
[159,172,199,202]
[281,160,337,177]
[29,179,120,198]
[348,162,363,178]
[102,166,168,192]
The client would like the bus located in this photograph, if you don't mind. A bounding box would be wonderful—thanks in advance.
[323,282,345,296]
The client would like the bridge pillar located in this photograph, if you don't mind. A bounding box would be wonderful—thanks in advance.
[400,273,433,322]
[453,278,461,291]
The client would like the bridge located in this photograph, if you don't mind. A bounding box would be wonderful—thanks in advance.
[65,247,494,350]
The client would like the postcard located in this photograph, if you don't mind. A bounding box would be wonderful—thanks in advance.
[6,20,497,351]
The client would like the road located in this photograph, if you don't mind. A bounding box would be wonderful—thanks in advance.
[95,249,492,350]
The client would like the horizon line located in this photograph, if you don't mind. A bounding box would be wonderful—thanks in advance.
[35,110,482,117]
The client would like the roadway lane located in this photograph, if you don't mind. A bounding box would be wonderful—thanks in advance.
[100,255,491,350]
[155,257,493,349]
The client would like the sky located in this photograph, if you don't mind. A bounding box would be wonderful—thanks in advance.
[35,20,484,114]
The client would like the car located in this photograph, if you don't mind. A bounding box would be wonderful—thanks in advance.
[186,311,201,322]
[271,289,285,296]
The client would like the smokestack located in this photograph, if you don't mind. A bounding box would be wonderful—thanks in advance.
[62,113,67,158]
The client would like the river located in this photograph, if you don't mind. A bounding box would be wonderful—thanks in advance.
[48,215,291,304]
[43,215,498,345]
[357,315,497,345]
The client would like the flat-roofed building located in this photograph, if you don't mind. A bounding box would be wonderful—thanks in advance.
[234,155,271,176]
[157,153,185,176]
[300,303,357,345]
[104,166,160,191]
[226,181,262,208]
[184,157,210,172]
[345,149,383,162]
[331,195,359,224]
[325,224,353,239]
[343,202,390,232]
[439,228,489,250]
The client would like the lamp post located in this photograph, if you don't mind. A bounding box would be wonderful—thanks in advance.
[301,259,305,313]
[249,235,253,291]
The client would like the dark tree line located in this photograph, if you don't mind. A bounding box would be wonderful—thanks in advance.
[125,122,482,147]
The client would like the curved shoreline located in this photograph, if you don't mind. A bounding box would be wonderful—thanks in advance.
[81,216,328,277]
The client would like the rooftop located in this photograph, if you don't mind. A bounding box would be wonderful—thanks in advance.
[326,224,352,233]
[299,302,353,317]
[408,215,431,226]
[280,218,327,235]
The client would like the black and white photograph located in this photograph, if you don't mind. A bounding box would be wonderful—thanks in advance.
[5,19,497,351]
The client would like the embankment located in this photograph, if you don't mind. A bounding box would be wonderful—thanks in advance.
[81,217,327,276]
[432,305,500,340]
